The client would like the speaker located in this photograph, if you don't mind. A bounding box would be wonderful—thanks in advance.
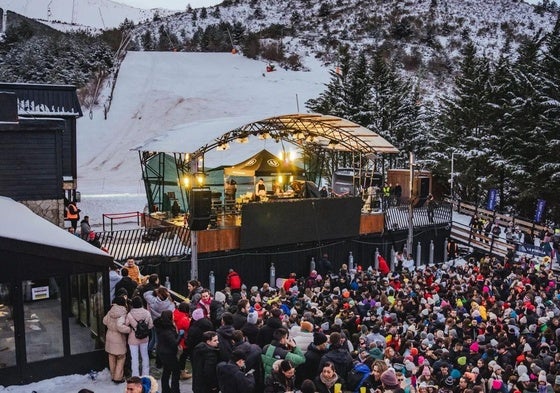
[189,188,211,230]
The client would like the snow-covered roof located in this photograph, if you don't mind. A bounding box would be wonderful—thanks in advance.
[0,196,111,259]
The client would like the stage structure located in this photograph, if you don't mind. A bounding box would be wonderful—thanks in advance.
[134,113,399,215]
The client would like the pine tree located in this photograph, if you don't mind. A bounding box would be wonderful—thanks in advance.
[435,42,493,203]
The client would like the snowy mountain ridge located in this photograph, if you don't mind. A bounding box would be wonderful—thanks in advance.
[0,0,175,32]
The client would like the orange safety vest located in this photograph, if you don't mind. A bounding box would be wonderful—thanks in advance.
[66,203,79,220]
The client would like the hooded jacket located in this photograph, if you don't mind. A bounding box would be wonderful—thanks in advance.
[103,304,131,355]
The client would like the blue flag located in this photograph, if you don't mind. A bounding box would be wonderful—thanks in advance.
[534,199,546,223]
[486,189,497,211]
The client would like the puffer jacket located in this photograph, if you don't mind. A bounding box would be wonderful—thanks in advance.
[143,290,175,319]
[126,306,153,345]
[103,304,131,355]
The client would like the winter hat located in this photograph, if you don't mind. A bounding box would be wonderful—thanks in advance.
[457,356,467,366]
[381,368,400,388]
[451,369,462,379]
[445,376,455,387]
[422,366,431,376]
[247,311,258,325]
[313,332,328,346]
[470,342,479,352]
[472,367,480,374]
[554,375,560,385]
[214,291,226,303]
[523,343,532,353]
[517,365,528,376]
[538,371,547,383]
[492,380,503,390]
[192,308,205,321]
[518,374,530,382]
[141,376,159,393]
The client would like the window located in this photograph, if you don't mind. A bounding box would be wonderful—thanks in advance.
[0,282,15,368]
[24,278,63,362]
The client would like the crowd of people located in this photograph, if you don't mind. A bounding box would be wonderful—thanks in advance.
[98,232,560,393]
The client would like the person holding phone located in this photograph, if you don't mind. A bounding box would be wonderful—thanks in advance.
[261,327,305,379]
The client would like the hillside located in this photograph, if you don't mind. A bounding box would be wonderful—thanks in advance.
[130,0,558,89]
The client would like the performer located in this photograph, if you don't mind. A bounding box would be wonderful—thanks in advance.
[255,178,266,200]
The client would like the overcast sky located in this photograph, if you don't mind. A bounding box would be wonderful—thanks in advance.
[117,0,222,10]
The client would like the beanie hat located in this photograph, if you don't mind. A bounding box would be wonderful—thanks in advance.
[422,366,431,376]
[517,365,528,376]
[381,368,399,388]
[214,291,226,303]
[247,311,258,325]
[457,356,467,366]
[538,371,547,383]
[470,342,479,352]
[492,380,503,390]
[192,308,205,321]
[445,376,455,386]
[518,374,530,382]
[451,369,462,379]
[313,332,328,346]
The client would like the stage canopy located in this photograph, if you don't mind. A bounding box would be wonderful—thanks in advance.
[133,113,399,165]
[224,149,305,177]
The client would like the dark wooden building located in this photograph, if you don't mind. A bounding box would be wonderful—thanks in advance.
[0,83,83,226]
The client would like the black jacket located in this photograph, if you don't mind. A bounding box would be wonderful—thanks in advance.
[296,343,327,385]
[115,276,137,298]
[216,361,255,393]
[241,322,260,345]
[232,311,248,330]
[319,347,353,380]
[217,324,235,362]
[257,316,282,347]
[154,319,180,357]
[186,318,214,355]
[192,342,220,393]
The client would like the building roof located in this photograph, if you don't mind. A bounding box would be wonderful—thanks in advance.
[0,82,83,117]
[0,196,112,266]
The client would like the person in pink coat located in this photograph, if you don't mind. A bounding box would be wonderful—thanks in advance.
[126,296,154,377]
[103,296,131,384]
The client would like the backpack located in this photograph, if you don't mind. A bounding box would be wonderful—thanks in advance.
[345,363,371,393]
[133,318,150,339]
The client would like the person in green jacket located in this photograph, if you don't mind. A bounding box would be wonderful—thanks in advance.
[262,327,305,379]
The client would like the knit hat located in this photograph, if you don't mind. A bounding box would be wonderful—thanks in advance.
[247,311,258,325]
[381,368,399,388]
[192,308,205,321]
[445,376,455,387]
[518,374,530,382]
[517,365,528,376]
[313,332,328,346]
[214,291,226,303]
[422,366,431,376]
[492,380,503,390]
[470,342,479,352]
[538,371,547,383]
[472,367,480,374]
[141,376,159,393]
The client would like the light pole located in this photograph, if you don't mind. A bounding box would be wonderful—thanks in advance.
[450,151,456,217]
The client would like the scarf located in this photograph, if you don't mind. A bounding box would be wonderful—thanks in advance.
[320,372,339,390]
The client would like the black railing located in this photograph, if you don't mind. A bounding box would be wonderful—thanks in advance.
[384,203,452,231]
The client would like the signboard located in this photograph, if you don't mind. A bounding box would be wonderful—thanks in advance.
[534,199,546,223]
[486,188,497,211]
[31,286,49,300]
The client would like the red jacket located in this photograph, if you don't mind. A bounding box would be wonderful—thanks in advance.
[226,271,242,290]
[173,309,191,349]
